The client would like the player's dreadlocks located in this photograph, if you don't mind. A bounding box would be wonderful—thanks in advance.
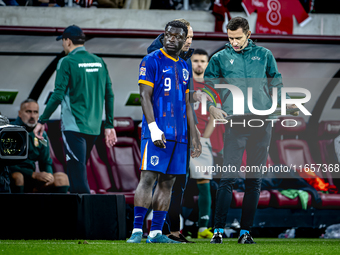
[165,20,188,37]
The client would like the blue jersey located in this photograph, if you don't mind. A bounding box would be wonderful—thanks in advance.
[139,48,190,144]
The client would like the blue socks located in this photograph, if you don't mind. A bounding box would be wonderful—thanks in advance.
[150,211,167,231]
[240,229,249,237]
[214,229,249,236]
[214,228,224,234]
[133,206,148,229]
[133,208,167,233]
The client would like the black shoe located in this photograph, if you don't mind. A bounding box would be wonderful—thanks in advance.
[210,231,223,244]
[238,233,256,244]
[167,234,195,243]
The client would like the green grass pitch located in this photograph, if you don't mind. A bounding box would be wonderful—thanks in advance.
[1,238,340,255]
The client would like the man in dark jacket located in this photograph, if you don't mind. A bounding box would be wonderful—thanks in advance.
[147,18,212,243]
[205,17,298,244]
[9,99,69,193]
[34,25,117,194]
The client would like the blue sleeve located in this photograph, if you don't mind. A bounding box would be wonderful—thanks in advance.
[138,56,157,88]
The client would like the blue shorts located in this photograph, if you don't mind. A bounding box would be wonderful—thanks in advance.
[140,138,187,175]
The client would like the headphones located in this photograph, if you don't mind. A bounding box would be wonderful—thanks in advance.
[239,33,250,50]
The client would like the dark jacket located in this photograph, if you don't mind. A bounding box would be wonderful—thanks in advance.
[147,33,198,124]
[147,33,194,71]
[39,46,114,135]
[8,117,53,178]
[205,39,289,115]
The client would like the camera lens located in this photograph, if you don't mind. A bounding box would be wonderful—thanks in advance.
[0,131,26,156]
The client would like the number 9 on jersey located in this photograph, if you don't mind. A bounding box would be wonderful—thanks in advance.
[164,78,171,91]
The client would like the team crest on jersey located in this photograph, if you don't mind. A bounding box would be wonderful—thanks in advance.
[140,67,146,76]
[251,56,261,60]
[183,69,189,81]
[151,156,159,166]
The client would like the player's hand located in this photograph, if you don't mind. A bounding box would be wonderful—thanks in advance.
[32,172,54,184]
[105,128,118,147]
[149,122,166,148]
[191,136,202,158]
[193,90,213,103]
[287,104,299,116]
[209,106,228,120]
[154,133,166,149]
[33,123,45,140]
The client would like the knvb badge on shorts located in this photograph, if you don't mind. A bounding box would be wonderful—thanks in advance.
[151,156,159,166]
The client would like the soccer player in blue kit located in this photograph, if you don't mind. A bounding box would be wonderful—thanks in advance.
[127,20,202,244]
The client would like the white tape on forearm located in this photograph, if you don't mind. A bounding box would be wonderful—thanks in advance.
[148,122,164,142]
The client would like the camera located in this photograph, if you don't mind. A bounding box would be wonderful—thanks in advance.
[0,114,28,193]
[0,115,28,163]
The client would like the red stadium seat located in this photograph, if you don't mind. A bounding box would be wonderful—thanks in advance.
[267,154,274,166]
[106,137,141,191]
[275,117,321,177]
[231,190,271,208]
[275,117,340,208]
[277,139,319,175]
[318,139,334,167]
[269,190,312,208]
[315,193,340,209]
[104,137,141,204]
[87,146,112,194]
[113,117,135,136]
[274,117,314,208]
[138,121,142,141]
[317,121,340,185]
[86,160,98,194]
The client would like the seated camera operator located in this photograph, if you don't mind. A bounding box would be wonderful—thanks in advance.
[8,99,69,193]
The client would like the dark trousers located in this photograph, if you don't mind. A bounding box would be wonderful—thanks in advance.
[214,122,272,230]
[163,174,188,233]
[62,131,97,194]
[162,142,190,234]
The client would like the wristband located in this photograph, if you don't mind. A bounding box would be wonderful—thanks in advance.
[148,122,164,142]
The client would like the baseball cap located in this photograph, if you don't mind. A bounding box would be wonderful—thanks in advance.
[56,25,86,44]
